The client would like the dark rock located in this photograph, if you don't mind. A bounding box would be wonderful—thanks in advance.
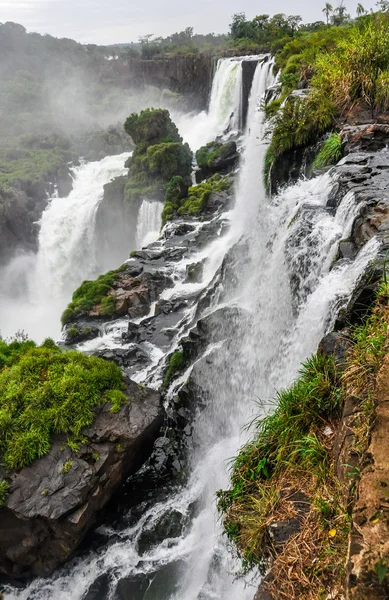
[341,124,389,154]
[122,321,141,343]
[125,55,213,111]
[185,260,205,283]
[143,561,186,599]
[115,574,150,600]
[339,240,357,260]
[318,330,352,370]
[63,323,101,345]
[83,574,111,600]
[0,379,164,579]
[137,510,186,555]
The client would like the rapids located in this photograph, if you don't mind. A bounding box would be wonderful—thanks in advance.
[2,56,380,600]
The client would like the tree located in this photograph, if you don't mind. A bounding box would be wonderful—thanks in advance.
[287,15,302,33]
[331,0,350,25]
[322,2,333,25]
[377,0,389,10]
[229,13,249,39]
[356,3,366,15]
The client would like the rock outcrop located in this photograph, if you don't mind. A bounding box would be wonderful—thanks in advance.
[0,378,163,579]
[119,55,213,111]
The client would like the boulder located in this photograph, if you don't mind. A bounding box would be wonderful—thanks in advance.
[0,378,164,579]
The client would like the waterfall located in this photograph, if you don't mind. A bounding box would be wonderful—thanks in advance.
[176,56,251,150]
[136,200,163,248]
[0,154,129,342]
[208,58,243,134]
[3,59,380,600]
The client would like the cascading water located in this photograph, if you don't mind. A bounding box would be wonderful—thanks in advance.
[136,200,164,248]
[3,57,380,600]
[176,56,249,150]
[0,154,129,342]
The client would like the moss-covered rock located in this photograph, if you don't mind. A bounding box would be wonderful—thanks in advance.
[196,140,239,178]
[61,265,127,325]
[123,108,192,202]
[0,337,128,471]
[162,173,232,225]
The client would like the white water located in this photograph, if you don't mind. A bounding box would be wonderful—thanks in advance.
[136,200,163,248]
[0,154,130,342]
[177,56,258,151]
[3,58,381,600]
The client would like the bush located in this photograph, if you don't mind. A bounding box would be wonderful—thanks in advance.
[0,339,127,470]
[124,108,182,146]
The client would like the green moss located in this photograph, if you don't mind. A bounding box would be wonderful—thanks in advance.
[61,264,126,324]
[123,108,192,204]
[0,480,10,506]
[66,327,79,340]
[0,339,128,471]
[162,173,231,225]
[147,142,192,180]
[312,133,343,170]
[163,350,186,389]
[124,108,182,147]
[195,140,236,170]
[61,460,73,474]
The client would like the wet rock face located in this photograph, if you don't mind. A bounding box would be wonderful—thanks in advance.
[124,55,213,110]
[341,124,389,154]
[0,186,48,265]
[0,379,164,579]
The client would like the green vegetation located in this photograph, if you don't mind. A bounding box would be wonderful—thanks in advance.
[312,133,343,169]
[196,140,236,171]
[0,337,127,471]
[265,12,389,183]
[61,460,73,474]
[0,480,10,506]
[123,109,192,203]
[218,280,389,596]
[163,350,186,389]
[61,265,126,325]
[162,174,231,224]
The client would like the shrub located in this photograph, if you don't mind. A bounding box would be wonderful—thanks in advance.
[123,108,193,203]
[0,339,127,471]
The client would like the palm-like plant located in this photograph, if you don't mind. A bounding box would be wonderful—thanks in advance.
[357,2,366,16]
[322,2,333,25]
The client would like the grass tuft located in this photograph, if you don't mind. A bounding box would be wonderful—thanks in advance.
[312,133,342,170]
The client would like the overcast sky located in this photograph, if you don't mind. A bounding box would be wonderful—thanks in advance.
[0,0,379,44]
